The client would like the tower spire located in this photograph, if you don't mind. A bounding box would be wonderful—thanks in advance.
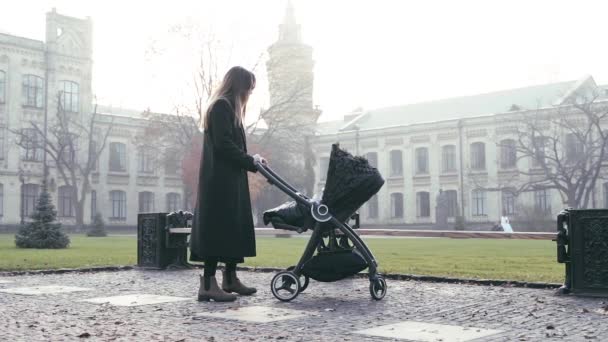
[279,0,301,43]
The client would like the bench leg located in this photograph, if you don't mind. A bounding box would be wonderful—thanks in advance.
[166,248,192,270]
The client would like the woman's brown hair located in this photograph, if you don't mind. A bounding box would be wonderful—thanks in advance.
[204,66,256,130]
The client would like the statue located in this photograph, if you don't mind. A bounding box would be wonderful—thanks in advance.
[435,189,449,229]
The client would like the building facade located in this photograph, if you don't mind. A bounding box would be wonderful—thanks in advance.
[311,77,608,228]
[0,10,184,230]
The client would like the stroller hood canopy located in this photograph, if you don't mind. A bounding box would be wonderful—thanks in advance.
[263,144,384,229]
[322,144,385,220]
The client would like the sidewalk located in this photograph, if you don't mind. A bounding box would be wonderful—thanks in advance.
[0,269,606,341]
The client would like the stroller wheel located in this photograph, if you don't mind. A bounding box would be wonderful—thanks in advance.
[286,266,310,293]
[369,277,387,300]
[271,271,301,302]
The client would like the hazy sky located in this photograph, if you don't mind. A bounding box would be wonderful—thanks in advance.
[1,0,607,123]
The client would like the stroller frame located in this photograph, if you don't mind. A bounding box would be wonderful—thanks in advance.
[256,161,387,301]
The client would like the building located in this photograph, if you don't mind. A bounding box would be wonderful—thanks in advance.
[0,9,184,231]
[311,77,608,229]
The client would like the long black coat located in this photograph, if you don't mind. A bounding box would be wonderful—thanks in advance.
[190,99,257,262]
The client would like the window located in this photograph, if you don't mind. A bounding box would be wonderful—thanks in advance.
[0,127,5,160]
[20,128,43,161]
[139,191,155,213]
[89,140,98,171]
[137,147,156,174]
[365,152,378,168]
[21,184,39,218]
[90,190,97,220]
[416,191,430,217]
[319,157,329,181]
[500,139,517,169]
[59,81,79,112]
[58,133,77,166]
[390,193,404,218]
[58,185,75,217]
[0,70,5,103]
[22,75,44,108]
[166,192,181,212]
[164,149,179,175]
[534,189,551,214]
[389,150,403,176]
[502,190,516,216]
[415,147,428,174]
[565,133,584,163]
[532,136,546,167]
[445,190,458,217]
[472,189,486,216]
[109,142,127,172]
[110,190,127,220]
[470,142,486,170]
[604,183,608,208]
[367,195,378,219]
[0,183,3,217]
[442,145,456,172]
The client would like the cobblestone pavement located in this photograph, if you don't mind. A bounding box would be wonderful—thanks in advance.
[0,269,607,341]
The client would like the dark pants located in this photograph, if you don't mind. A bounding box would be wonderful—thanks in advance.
[203,257,241,277]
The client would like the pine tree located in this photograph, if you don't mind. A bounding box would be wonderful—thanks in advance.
[15,184,70,249]
[86,213,108,237]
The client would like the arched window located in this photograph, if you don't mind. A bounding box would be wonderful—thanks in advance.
[58,185,75,217]
[415,147,428,174]
[416,191,430,217]
[390,193,404,218]
[472,189,487,216]
[442,145,456,172]
[166,193,181,212]
[499,139,517,169]
[367,195,378,219]
[22,74,44,108]
[137,147,156,174]
[109,142,127,172]
[470,142,486,170]
[389,150,403,176]
[59,80,79,112]
[365,152,378,168]
[21,184,40,217]
[501,189,516,216]
[445,190,458,217]
[0,70,6,103]
[0,183,3,217]
[110,190,127,220]
[138,191,155,213]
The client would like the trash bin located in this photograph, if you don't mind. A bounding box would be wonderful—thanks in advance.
[556,208,608,297]
[137,211,193,269]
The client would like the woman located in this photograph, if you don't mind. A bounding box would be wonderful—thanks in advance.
[190,66,266,302]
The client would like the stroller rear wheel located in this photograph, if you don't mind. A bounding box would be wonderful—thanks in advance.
[287,266,310,293]
[271,271,301,302]
[369,277,387,300]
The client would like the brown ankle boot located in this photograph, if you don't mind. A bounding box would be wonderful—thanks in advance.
[222,270,257,296]
[198,275,237,302]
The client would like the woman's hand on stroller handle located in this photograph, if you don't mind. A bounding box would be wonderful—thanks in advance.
[253,154,267,166]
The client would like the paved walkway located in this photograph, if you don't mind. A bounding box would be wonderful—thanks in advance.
[0,269,606,341]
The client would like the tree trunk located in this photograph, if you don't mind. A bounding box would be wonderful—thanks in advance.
[75,199,85,232]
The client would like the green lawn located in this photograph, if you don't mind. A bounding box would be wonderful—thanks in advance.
[0,234,563,283]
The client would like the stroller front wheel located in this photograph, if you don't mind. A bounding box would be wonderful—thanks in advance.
[370,277,387,300]
[271,271,301,302]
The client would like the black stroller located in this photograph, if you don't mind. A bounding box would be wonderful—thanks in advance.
[257,144,386,301]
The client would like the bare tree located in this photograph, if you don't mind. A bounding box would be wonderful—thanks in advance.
[11,93,115,230]
[470,88,608,211]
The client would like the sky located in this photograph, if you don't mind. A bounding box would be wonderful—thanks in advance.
[1,0,608,124]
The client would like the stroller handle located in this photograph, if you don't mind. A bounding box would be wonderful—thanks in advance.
[255,161,311,207]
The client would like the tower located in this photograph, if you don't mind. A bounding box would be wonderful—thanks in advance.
[266,1,320,129]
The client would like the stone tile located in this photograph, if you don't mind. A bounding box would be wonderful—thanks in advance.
[80,294,190,307]
[355,321,503,342]
[0,285,91,295]
[195,305,312,323]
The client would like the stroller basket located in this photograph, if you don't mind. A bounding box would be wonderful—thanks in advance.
[256,144,387,302]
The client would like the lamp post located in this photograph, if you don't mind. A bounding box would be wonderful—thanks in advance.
[18,168,25,225]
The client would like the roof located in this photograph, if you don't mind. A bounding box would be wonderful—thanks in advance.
[339,77,593,132]
[315,119,344,135]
